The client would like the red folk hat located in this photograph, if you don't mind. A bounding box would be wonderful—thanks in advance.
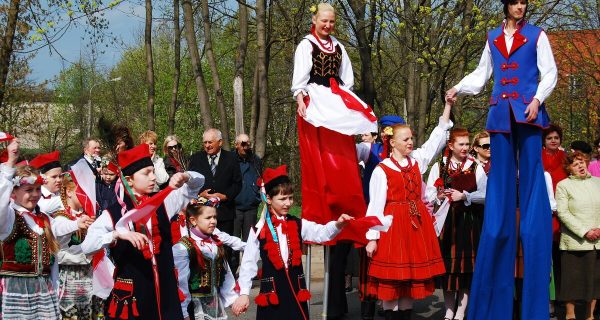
[258,165,290,193]
[0,149,7,163]
[29,150,61,173]
[118,143,153,176]
[105,161,120,174]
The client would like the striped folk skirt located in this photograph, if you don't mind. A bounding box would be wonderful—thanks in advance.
[58,264,94,320]
[0,275,61,319]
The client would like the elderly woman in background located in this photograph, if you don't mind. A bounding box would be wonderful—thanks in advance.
[138,130,169,191]
[556,151,600,320]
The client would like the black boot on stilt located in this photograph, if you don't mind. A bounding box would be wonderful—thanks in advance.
[384,310,398,320]
[361,300,376,320]
[398,309,413,320]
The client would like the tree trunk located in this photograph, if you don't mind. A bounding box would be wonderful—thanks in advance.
[417,65,429,145]
[233,0,249,136]
[168,0,181,135]
[0,0,21,108]
[254,0,269,158]
[181,0,212,129]
[145,0,156,130]
[249,64,259,143]
[454,0,474,124]
[201,0,230,148]
[347,0,376,106]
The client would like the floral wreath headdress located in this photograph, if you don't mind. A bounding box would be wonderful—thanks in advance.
[12,174,45,187]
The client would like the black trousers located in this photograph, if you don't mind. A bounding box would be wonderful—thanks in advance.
[230,208,258,274]
[217,219,235,272]
[326,242,352,318]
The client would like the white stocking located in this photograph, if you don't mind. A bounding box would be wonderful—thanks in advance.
[454,289,469,320]
[443,290,456,319]
[382,300,398,311]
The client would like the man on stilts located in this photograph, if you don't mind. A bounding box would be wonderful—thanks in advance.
[446,0,557,318]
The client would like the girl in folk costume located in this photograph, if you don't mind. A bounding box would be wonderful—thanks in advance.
[54,174,97,319]
[425,128,488,320]
[232,165,354,320]
[80,143,205,320]
[470,131,491,175]
[31,150,64,215]
[173,203,245,320]
[292,3,376,224]
[365,100,454,320]
[0,139,93,319]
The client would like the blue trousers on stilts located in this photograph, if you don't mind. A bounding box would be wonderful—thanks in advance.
[468,120,552,320]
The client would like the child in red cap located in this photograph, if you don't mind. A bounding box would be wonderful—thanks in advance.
[80,143,205,320]
[30,150,63,215]
[232,165,353,320]
[0,139,93,319]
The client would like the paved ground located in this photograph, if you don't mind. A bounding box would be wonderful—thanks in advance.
[229,245,584,319]
[232,277,445,320]
[231,245,445,319]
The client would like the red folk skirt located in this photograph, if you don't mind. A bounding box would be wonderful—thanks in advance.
[367,200,445,300]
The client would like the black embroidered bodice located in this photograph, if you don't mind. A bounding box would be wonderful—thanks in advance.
[308,41,343,87]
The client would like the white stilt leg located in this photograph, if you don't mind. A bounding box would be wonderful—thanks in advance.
[322,245,331,320]
[306,244,311,312]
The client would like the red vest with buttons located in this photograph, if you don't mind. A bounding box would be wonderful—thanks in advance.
[486,22,551,132]
[0,212,54,277]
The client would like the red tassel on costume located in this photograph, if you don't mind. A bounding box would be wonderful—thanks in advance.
[234,281,240,294]
[132,298,140,317]
[141,243,152,260]
[268,292,279,305]
[120,301,129,319]
[171,219,182,245]
[178,288,186,302]
[297,289,312,302]
[108,298,118,318]
[255,293,269,307]
[257,268,263,279]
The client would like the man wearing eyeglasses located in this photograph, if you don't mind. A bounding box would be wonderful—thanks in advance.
[189,128,243,270]
[231,134,263,274]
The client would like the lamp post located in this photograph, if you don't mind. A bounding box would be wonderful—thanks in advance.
[86,76,122,137]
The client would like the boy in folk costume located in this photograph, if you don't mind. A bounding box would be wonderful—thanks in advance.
[0,139,93,319]
[54,173,97,319]
[364,100,453,320]
[446,0,557,318]
[30,150,64,215]
[173,203,245,320]
[232,165,354,320]
[80,143,205,320]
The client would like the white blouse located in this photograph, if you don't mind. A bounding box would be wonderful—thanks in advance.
[238,216,341,296]
[79,171,205,255]
[291,35,354,98]
[173,228,245,318]
[425,157,488,206]
[38,186,63,215]
[453,22,557,104]
[365,118,453,240]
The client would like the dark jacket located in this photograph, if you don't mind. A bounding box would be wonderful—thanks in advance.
[188,150,242,221]
[97,180,118,212]
[235,152,263,210]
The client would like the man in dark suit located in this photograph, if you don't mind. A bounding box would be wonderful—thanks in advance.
[189,128,242,267]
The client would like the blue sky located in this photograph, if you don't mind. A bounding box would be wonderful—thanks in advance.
[26,2,146,83]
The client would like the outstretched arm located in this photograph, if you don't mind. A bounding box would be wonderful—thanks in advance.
[447,43,493,100]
